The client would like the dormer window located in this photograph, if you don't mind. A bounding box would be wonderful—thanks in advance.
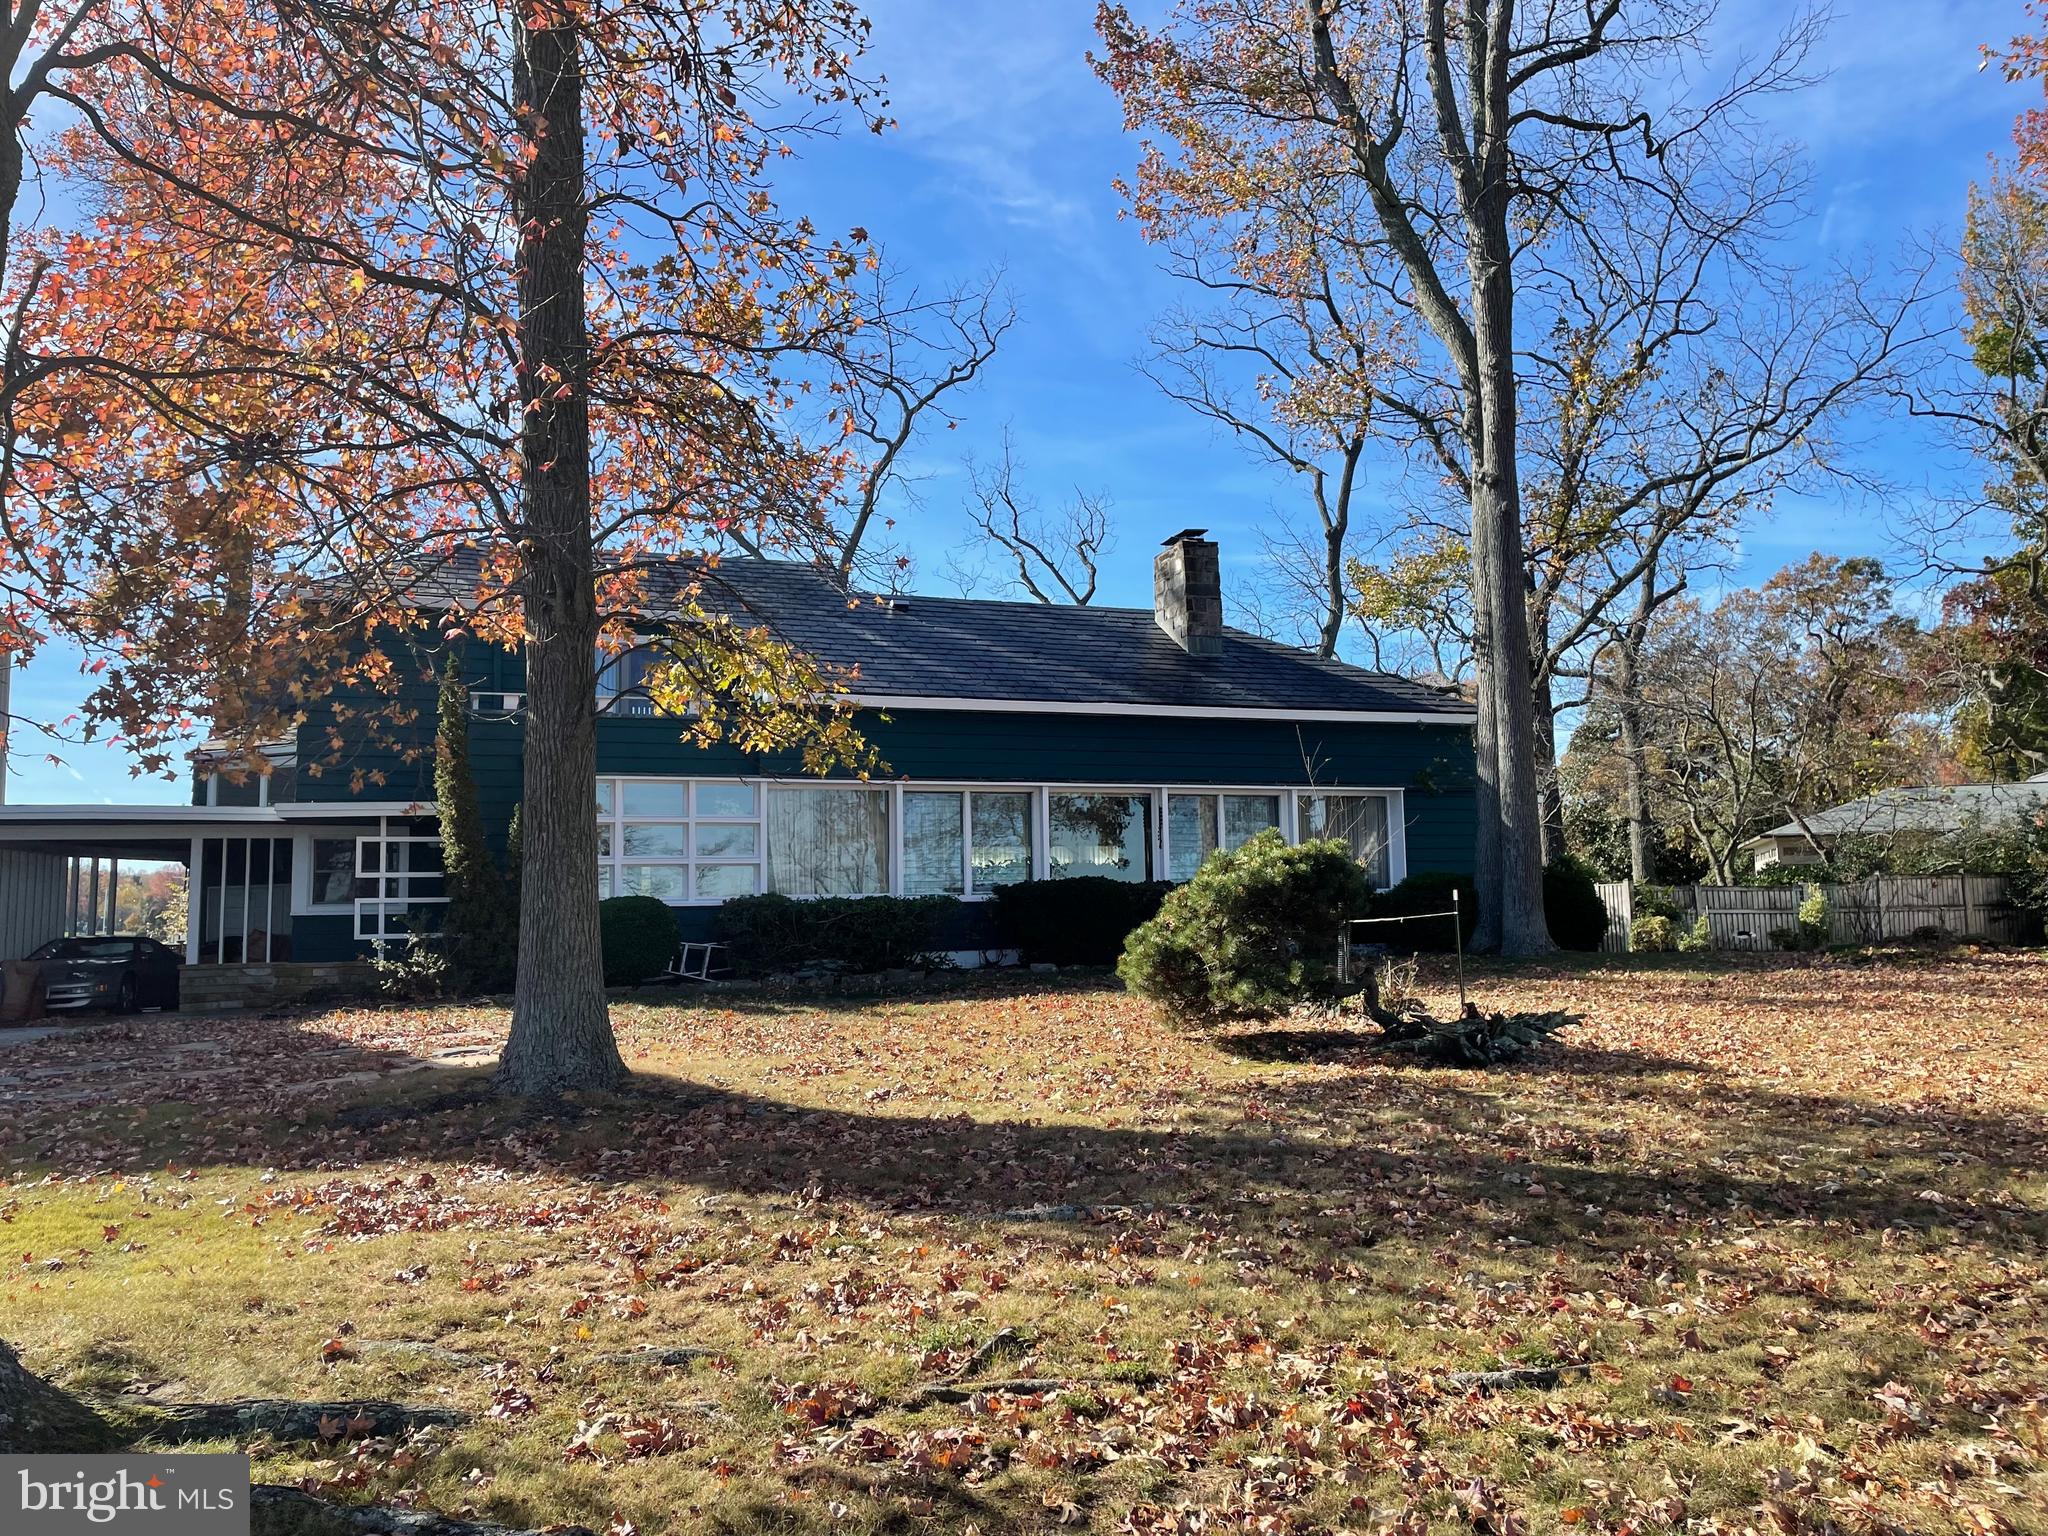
[595,644,662,717]
[200,742,298,806]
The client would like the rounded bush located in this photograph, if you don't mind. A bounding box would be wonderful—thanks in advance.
[599,895,679,985]
[1117,831,1371,1027]
[1542,856,1610,952]
[1629,914,1677,953]
[712,893,958,975]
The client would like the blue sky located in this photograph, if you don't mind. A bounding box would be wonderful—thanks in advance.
[4,0,2030,804]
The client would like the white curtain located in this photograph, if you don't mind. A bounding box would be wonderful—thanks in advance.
[768,788,890,896]
[1302,794,1391,887]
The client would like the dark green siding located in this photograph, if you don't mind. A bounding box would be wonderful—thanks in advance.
[280,637,1476,957]
[490,709,1474,878]
[298,692,1476,874]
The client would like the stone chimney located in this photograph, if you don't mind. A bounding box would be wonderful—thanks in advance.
[1154,529,1224,656]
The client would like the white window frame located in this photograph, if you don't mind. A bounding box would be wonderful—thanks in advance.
[589,776,1411,906]
[598,776,768,905]
[1161,788,1289,883]
[893,783,1042,900]
[353,831,446,941]
[202,744,298,808]
[294,826,389,915]
[1043,786,1162,885]
[1292,788,1408,889]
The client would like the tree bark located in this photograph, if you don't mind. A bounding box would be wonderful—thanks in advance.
[1614,642,1657,884]
[0,1340,120,1452]
[1468,198,1553,955]
[1532,664,1565,866]
[495,15,626,1098]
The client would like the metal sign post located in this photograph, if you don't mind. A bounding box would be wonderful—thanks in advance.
[1452,887,1467,1012]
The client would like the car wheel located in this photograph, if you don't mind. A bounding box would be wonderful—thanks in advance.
[115,974,138,1014]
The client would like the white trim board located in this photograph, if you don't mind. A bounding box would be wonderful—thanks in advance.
[841,694,1475,725]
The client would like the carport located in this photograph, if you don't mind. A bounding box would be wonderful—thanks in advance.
[0,803,440,977]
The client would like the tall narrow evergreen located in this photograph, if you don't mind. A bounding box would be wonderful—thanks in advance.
[435,655,518,992]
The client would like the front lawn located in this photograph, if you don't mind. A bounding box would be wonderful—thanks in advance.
[3,952,2044,1534]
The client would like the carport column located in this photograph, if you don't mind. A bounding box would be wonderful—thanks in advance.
[184,836,203,965]
[104,856,118,935]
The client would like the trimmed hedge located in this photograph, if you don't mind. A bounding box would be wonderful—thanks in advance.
[712,893,959,976]
[1366,870,1477,953]
[1118,832,1370,1027]
[1366,859,1608,952]
[599,895,679,985]
[1543,856,1609,952]
[991,876,1174,966]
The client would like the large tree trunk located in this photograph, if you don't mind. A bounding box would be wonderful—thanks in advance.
[1614,641,1657,884]
[495,15,626,1098]
[0,1340,119,1452]
[1531,664,1565,865]
[1466,407,1506,955]
[1468,208,1552,955]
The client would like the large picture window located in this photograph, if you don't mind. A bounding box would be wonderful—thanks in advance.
[767,787,890,897]
[1049,793,1153,882]
[596,778,763,904]
[1298,793,1393,888]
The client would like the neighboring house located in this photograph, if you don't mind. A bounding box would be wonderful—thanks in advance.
[0,532,1477,987]
[1743,776,2048,870]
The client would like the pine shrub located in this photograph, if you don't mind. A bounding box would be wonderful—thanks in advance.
[1117,831,1371,1027]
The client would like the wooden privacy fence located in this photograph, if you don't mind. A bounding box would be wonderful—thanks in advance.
[1594,876,2032,953]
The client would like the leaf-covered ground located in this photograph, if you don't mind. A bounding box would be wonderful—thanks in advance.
[2,951,2044,1535]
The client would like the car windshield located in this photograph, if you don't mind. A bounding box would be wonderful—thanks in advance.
[29,938,133,961]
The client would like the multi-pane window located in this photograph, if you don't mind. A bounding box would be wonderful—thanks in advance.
[1299,793,1392,888]
[596,778,763,902]
[590,779,1397,903]
[767,786,890,897]
[1166,792,1281,882]
[1048,793,1153,882]
[595,645,665,716]
[902,790,1036,898]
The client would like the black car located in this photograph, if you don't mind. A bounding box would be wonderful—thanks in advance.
[27,936,183,1012]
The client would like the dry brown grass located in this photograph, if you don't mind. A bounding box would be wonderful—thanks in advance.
[2,948,2044,1535]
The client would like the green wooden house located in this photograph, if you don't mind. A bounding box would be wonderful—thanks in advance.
[0,532,1475,988]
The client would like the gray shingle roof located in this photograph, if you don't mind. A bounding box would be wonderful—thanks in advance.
[1750,782,2048,843]
[684,558,1471,718]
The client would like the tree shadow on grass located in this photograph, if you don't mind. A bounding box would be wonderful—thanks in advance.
[4,1008,2045,1261]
